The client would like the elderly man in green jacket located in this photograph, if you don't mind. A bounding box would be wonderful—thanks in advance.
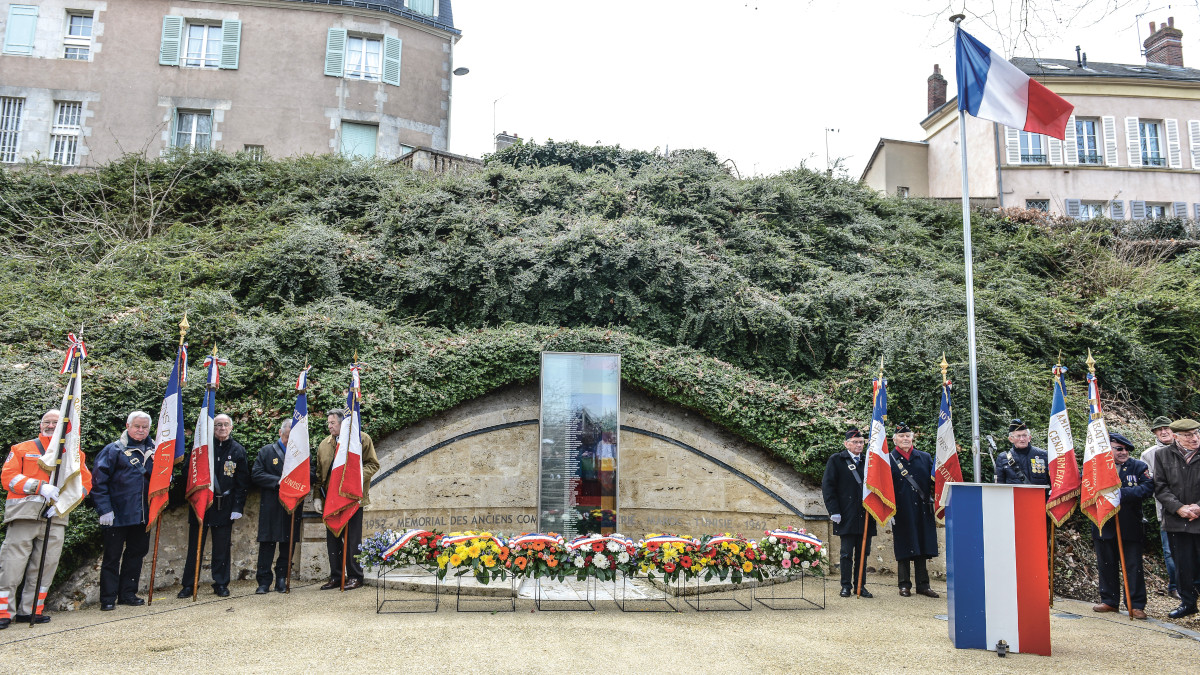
[1154,418,1200,619]
[311,409,379,591]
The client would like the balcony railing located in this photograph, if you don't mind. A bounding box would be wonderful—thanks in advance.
[1142,155,1166,167]
[1021,154,1048,164]
[1077,153,1104,165]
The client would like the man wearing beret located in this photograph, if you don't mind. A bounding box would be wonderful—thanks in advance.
[822,427,877,598]
[889,423,939,598]
[1092,431,1153,619]
[1153,418,1200,619]
[994,419,1050,487]
[1140,416,1179,600]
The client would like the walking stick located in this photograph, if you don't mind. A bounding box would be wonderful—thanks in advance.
[855,519,869,598]
[29,356,78,626]
[191,522,204,601]
[1113,517,1134,620]
[285,510,296,594]
[1048,520,1056,608]
[341,528,348,592]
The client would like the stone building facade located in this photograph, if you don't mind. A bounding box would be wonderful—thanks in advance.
[0,0,460,166]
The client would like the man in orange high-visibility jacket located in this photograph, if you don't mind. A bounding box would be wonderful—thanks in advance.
[0,410,92,628]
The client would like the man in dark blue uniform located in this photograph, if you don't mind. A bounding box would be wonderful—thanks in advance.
[889,422,939,598]
[178,414,249,598]
[995,419,1050,486]
[822,427,877,598]
[1092,431,1153,619]
[91,411,156,611]
[251,419,303,594]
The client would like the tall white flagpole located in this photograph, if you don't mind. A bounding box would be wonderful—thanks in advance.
[952,14,983,481]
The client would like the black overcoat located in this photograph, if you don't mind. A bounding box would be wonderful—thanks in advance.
[253,440,301,543]
[890,448,938,561]
[822,449,878,538]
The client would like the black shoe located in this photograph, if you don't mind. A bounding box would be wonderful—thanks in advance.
[917,588,941,598]
[320,579,341,590]
[1169,589,1182,600]
[118,596,145,606]
[13,614,50,624]
[275,579,287,593]
[343,578,363,591]
[1168,604,1198,619]
[899,587,912,597]
[177,587,193,599]
[255,585,270,595]
[100,602,116,611]
[840,587,852,597]
[213,585,230,597]
[858,588,874,598]
[0,618,11,629]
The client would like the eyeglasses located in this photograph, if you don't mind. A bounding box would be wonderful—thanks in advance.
[1177,430,1200,439]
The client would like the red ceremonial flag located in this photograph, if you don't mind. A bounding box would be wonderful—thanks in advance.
[863,375,897,525]
[147,344,187,529]
[1045,365,1082,525]
[1080,363,1120,528]
[933,378,963,522]
[323,365,364,536]
[278,367,312,513]
[186,352,226,522]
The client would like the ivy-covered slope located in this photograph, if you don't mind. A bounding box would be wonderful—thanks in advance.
[1,146,1198,491]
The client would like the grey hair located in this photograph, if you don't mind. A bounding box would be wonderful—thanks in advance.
[126,411,151,426]
[280,418,293,434]
[326,409,346,420]
[41,410,59,421]
[214,414,233,425]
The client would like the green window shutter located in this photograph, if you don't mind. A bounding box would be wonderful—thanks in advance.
[340,122,377,159]
[219,19,241,70]
[3,5,39,56]
[324,28,347,77]
[382,36,402,86]
[159,15,184,66]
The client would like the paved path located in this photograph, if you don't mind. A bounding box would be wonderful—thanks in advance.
[2,578,1196,673]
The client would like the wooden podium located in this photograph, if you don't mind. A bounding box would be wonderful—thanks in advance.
[944,483,1051,656]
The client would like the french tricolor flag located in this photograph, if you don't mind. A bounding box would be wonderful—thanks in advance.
[956,28,1074,140]
[945,484,1051,656]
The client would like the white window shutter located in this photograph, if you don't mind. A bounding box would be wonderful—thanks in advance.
[324,28,347,77]
[1111,200,1125,219]
[220,19,241,70]
[1048,136,1064,164]
[1194,203,1200,220]
[1173,201,1188,218]
[1102,116,1119,166]
[1165,118,1183,168]
[1130,200,1147,220]
[160,16,183,66]
[1005,126,1020,165]
[1189,120,1200,169]
[1125,117,1142,167]
[3,4,39,56]
[382,36,402,86]
[1063,115,1078,165]
[1064,199,1082,219]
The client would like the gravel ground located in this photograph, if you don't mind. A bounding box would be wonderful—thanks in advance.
[2,578,1197,673]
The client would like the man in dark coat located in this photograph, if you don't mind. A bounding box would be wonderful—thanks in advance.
[178,414,249,598]
[995,419,1050,486]
[1153,418,1200,619]
[91,411,156,611]
[822,427,878,598]
[1091,431,1153,619]
[889,422,939,598]
[252,419,303,594]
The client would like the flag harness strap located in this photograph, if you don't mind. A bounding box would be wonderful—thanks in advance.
[846,455,864,486]
[1003,450,1033,485]
[890,452,930,504]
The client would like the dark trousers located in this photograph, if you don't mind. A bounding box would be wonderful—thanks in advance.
[257,542,292,586]
[1167,531,1200,608]
[1095,537,1146,610]
[897,557,931,590]
[325,509,364,583]
[839,533,873,590]
[99,525,150,604]
[181,521,233,588]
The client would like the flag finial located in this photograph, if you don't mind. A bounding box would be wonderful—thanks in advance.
[1086,349,1096,374]
[940,353,949,381]
[1057,349,1063,367]
[878,355,885,380]
[179,313,190,346]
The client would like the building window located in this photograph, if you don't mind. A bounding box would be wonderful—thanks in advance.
[340,122,377,159]
[1075,118,1102,165]
[185,23,222,69]
[1145,203,1168,219]
[174,110,211,150]
[3,4,38,56]
[50,101,83,166]
[399,144,414,157]
[405,0,437,17]
[1140,121,1165,167]
[1019,131,1046,164]
[1026,199,1049,212]
[896,186,909,198]
[1078,202,1105,220]
[0,97,24,163]
[345,36,382,81]
[243,144,264,161]
[63,12,93,59]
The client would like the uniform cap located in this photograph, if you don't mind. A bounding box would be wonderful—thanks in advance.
[1107,432,1134,451]
[844,427,863,440]
[1008,419,1028,433]
[894,422,912,434]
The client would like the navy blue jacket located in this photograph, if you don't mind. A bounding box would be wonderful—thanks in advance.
[1093,458,1153,541]
[995,444,1051,486]
[821,449,878,538]
[92,433,155,528]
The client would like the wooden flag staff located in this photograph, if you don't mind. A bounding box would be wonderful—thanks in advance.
[149,314,188,606]
[857,358,884,599]
[1089,351,1134,621]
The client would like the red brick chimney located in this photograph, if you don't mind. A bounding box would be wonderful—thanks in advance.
[1145,16,1184,67]
[928,64,947,113]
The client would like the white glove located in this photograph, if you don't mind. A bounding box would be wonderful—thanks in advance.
[46,506,59,518]
[313,498,323,513]
[38,484,60,501]
[230,512,243,521]
[99,512,115,526]
[831,514,842,524]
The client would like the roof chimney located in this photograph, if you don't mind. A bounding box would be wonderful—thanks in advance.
[495,131,520,153]
[1145,16,1184,67]
[927,64,947,113]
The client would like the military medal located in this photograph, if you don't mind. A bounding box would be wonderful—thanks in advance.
[273,458,279,465]
[224,459,236,477]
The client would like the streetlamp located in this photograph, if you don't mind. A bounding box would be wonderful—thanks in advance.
[825,127,839,174]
